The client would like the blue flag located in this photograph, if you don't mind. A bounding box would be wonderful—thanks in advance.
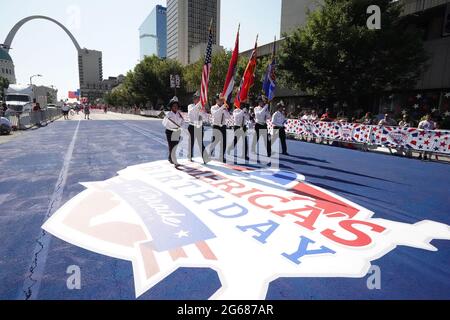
[263,40,277,101]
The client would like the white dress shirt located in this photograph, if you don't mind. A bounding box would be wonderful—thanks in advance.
[210,104,230,126]
[187,102,205,127]
[163,111,184,131]
[233,109,249,127]
[418,120,435,130]
[254,104,270,125]
[272,111,286,127]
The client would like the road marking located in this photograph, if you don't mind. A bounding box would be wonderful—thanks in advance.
[121,122,167,146]
[19,121,81,300]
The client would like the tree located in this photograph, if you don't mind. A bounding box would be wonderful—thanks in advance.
[279,0,428,112]
[184,50,233,105]
[0,76,10,103]
[104,56,186,108]
[125,56,185,108]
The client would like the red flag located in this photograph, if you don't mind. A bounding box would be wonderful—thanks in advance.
[235,37,258,108]
[221,25,239,103]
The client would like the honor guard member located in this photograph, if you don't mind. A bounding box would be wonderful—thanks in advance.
[272,101,289,155]
[162,97,184,165]
[230,104,250,161]
[210,94,230,163]
[187,91,206,162]
[254,95,271,159]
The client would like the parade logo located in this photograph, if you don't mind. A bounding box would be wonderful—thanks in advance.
[387,131,409,146]
[340,126,354,140]
[43,160,450,299]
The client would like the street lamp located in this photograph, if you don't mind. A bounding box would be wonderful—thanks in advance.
[30,74,42,85]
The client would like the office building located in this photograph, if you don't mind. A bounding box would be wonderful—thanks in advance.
[139,5,167,60]
[167,0,221,65]
[280,0,322,36]
[78,48,103,101]
[78,48,103,86]
[79,75,125,103]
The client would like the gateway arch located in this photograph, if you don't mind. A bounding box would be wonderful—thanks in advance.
[2,15,103,98]
[3,15,82,52]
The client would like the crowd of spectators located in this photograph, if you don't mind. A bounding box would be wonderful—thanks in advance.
[285,106,448,130]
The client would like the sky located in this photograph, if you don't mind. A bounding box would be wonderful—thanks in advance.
[0,0,281,99]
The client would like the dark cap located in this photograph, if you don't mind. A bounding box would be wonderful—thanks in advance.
[257,95,268,103]
[215,93,225,101]
[168,96,179,108]
[193,91,200,99]
[277,100,285,108]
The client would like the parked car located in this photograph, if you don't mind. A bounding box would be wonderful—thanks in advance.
[0,117,12,135]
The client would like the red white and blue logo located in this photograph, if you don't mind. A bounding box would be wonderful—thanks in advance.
[43,160,450,299]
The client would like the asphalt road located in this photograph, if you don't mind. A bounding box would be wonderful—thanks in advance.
[0,112,449,300]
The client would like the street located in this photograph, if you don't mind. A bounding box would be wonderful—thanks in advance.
[0,112,449,300]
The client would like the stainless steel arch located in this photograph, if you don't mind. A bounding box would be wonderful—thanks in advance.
[3,15,81,52]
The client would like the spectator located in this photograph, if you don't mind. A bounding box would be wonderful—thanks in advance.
[310,110,318,121]
[395,114,414,158]
[320,108,332,122]
[84,104,91,120]
[1,102,7,117]
[361,112,374,125]
[417,114,436,161]
[398,114,412,128]
[418,114,436,130]
[61,104,70,120]
[33,102,42,126]
[301,111,310,120]
[378,113,397,126]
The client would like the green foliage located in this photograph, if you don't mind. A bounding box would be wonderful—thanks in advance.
[103,55,184,108]
[103,51,276,107]
[279,0,429,109]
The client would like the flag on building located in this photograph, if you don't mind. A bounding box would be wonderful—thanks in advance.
[221,25,240,104]
[263,39,277,101]
[234,37,258,108]
[68,90,80,100]
[200,21,214,109]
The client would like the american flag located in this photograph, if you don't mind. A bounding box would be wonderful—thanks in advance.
[200,23,214,108]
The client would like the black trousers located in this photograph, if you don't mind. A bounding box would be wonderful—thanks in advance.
[165,129,180,163]
[188,125,205,159]
[273,126,287,154]
[231,126,248,159]
[211,125,227,161]
[255,123,271,157]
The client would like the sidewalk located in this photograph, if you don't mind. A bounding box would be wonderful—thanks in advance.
[0,130,23,145]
